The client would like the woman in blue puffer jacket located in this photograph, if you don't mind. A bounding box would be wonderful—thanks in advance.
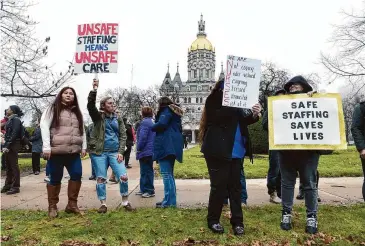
[136,106,156,198]
[152,97,184,208]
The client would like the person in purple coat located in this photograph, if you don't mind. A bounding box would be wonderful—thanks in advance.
[135,107,156,198]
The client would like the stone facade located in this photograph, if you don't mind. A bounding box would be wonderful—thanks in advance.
[160,14,224,143]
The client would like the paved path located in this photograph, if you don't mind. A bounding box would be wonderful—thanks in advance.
[1,150,364,210]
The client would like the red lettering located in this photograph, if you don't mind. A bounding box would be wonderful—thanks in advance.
[78,23,118,36]
[75,51,118,64]
[109,23,118,35]
[109,51,118,63]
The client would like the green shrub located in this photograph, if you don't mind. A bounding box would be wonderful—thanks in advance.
[248,118,269,154]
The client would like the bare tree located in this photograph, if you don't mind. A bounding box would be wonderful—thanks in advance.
[339,84,365,141]
[99,86,160,125]
[259,62,291,111]
[1,0,74,99]
[321,6,365,90]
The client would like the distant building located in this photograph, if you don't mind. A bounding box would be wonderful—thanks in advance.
[160,14,224,143]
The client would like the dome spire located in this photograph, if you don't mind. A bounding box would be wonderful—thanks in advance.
[197,13,206,37]
[177,62,179,73]
[219,61,225,81]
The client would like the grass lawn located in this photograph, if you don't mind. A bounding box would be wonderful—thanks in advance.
[1,204,364,245]
[172,146,363,179]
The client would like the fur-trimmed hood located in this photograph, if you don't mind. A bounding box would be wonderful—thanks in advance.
[168,104,184,117]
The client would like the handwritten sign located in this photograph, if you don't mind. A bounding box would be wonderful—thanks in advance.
[222,55,261,109]
[268,93,346,150]
[74,23,119,74]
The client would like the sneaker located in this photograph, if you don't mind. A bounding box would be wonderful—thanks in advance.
[135,191,143,196]
[208,223,224,234]
[126,165,132,169]
[142,193,155,198]
[64,175,70,179]
[305,216,318,234]
[123,202,136,212]
[6,188,20,195]
[97,204,107,214]
[232,225,244,236]
[34,171,40,175]
[89,175,96,180]
[44,176,50,183]
[270,192,281,204]
[280,212,292,231]
[317,196,322,202]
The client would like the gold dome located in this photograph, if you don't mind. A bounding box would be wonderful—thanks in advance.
[190,35,214,51]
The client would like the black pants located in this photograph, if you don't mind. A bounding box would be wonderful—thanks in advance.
[32,152,41,173]
[1,153,6,170]
[124,145,132,166]
[5,142,21,189]
[205,157,243,227]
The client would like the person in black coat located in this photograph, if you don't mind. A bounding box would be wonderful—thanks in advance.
[1,105,24,195]
[123,118,134,169]
[29,121,43,175]
[279,76,320,234]
[200,78,261,236]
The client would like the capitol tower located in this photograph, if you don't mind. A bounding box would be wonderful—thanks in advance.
[160,14,224,143]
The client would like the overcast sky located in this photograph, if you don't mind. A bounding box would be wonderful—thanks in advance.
[1,0,362,123]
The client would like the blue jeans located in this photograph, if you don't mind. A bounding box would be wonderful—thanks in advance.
[224,166,247,204]
[48,154,82,185]
[91,152,128,201]
[267,150,281,196]
[159,157,176,207]
[46,162,50,176]
[139,156,155,195]
[279,151,319,216]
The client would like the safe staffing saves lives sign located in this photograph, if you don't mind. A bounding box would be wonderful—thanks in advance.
[74,23,119,74]
[267,93,347,150]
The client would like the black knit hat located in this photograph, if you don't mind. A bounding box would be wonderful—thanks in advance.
[274,89,286,96]
[284,75,313,93]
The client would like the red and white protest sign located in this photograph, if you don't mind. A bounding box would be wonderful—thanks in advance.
[74,23,119,74]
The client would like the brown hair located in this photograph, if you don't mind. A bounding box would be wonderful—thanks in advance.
[48,87,84,135]
[198,79,223,144]
[141,106,153,118]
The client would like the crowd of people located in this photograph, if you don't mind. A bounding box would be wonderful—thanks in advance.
[1,75,364,237]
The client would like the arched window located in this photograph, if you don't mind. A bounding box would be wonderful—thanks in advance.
[200,98,203,103]
[196,97,199,103]
[194,70,197,78]
[184,97,187,103]
[188,97,191,103]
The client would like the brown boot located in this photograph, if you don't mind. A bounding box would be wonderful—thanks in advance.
[47,184,61,218]
[65,180,82,214]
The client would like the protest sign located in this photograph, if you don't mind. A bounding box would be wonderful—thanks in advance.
[268,93,346,150]
[75,23,119,74]
[222,55,261,109]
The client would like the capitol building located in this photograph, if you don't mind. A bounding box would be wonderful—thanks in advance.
[160,14,224,143]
